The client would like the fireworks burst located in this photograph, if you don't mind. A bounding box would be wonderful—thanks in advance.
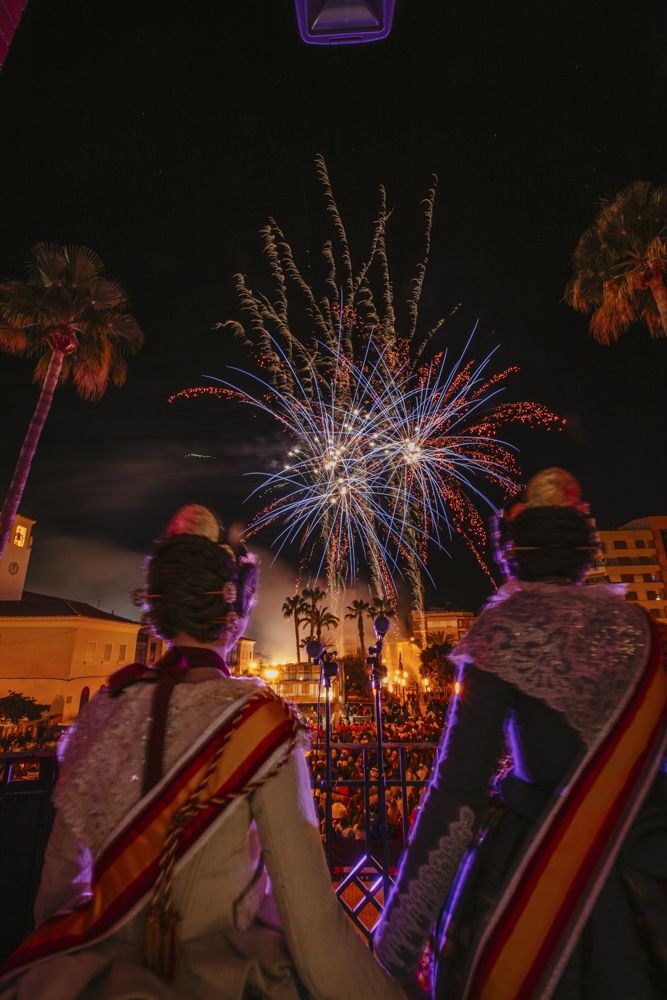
[173,332,564,598]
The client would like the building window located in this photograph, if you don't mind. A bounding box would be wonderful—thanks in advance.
[646,591,658,601]
[148,641,157,664]
[13,524,27,548]
[118,644,127,662]
[85,641,96,662]
[614,540,628,549]
[635,539,646,548]
[620,574,635,583]
[626,591,638,601]
[643,574,656,582]
[103,644,112,662]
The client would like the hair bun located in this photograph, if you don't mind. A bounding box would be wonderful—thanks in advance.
[163,504,221,542]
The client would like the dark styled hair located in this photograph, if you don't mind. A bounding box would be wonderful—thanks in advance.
[144,533,258,643]
[497,506,597,583]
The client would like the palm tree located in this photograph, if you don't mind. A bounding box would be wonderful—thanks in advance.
[301,586,327,641]
[369,596,392,618]
[345,598,372,655]
[282,594,307,663]
[0,243,143,557]
[306,605,340,643]
[565,181,667,343]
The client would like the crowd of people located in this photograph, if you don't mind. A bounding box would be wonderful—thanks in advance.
[0,732,61,755]
[304,695,448,844]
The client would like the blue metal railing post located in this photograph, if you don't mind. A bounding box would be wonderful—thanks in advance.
[323,668,334,871]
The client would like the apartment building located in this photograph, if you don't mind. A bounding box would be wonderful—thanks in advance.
[410,608,476,646]
[589,516,667,623]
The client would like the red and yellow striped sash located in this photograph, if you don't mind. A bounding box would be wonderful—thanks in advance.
[465,623,667,1000]
[1,689,297,981]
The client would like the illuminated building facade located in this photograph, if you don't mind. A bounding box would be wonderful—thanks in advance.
[0,592,140,724]
[409,608,476,647]
[225,637,257,673]
[263,661,337,707]
[588,517,667,623]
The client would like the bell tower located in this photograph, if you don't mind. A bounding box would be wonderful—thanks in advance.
[0,514,35,600]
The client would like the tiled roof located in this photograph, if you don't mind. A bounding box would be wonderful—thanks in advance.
[0,592,138,624]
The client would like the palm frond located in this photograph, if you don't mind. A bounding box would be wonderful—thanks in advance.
[88,277,127,310]
[106,312,144,350]
[27,243,68,286]
[0,327,29,355]
[566,180,667,340]
[589,282,635,344]
[65,245,105,287]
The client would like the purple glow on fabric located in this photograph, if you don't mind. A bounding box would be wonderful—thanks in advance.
[506,711,529,782]
[294,0,395,46]
[0,0,28,68]
[437,846,478,948]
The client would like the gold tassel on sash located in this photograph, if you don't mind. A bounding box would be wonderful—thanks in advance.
[143,897,181,981]
[143,809,187,980]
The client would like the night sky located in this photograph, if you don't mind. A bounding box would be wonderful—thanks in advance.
[0,1,665,651]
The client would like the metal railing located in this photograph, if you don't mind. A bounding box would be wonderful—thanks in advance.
[310,741,436,855]
[0,753,57,960]
[310,740,437,940]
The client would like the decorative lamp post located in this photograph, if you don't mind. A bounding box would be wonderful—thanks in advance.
[367,614,391,891]
[307,639,338,870]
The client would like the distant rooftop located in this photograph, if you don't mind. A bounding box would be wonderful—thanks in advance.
[0,591,137,625]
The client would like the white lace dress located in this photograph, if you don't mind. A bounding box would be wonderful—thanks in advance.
[3,676,404,1000]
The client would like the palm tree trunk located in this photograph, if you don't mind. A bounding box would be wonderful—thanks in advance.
[358,615,365,656]
[294,615,301,664]
[649,277,667,335]
[0,348,65,559]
